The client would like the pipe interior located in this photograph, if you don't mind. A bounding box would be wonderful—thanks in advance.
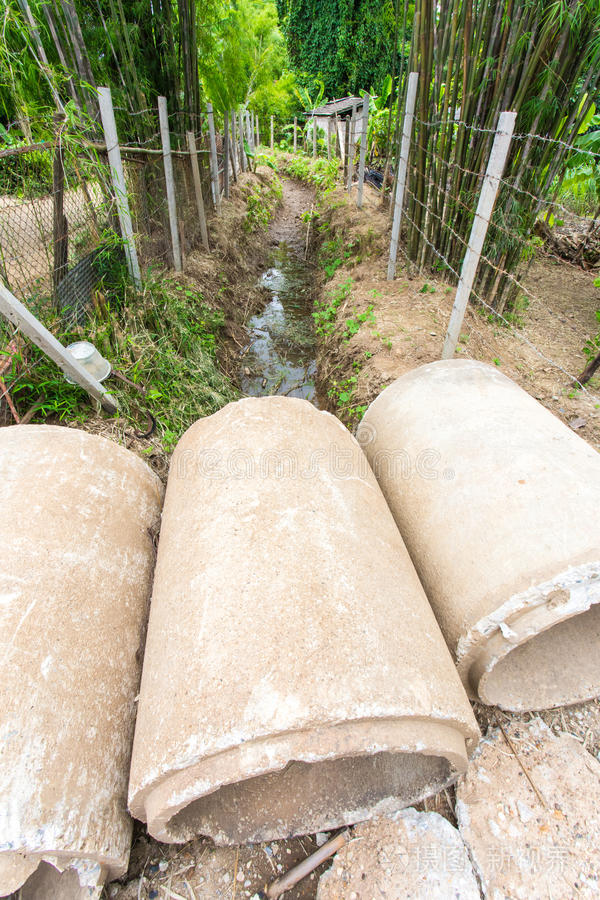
[482,603,600,711]
[166,750,454,844]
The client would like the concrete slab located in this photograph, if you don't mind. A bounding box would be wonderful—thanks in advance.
[317,807,480,899]
[457,717,600,898]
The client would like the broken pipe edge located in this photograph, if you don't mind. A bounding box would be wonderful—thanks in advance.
[0,851,110,896]
[129,715,475,845]
[457,560,600,710]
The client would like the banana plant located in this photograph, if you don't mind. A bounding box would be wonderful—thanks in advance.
[363,74,392,162]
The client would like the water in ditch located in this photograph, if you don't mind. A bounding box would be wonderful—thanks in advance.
[240,240,321,406]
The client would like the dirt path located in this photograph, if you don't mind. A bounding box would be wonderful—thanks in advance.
[314,182,600,450]
[268,178,313,251]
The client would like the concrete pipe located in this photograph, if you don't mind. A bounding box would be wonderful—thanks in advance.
[128,396,478,846]
[356,360,600,712]
[0,425,163,895]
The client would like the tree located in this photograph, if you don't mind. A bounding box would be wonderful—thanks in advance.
[200,0,297,123]
[278,0,409,97]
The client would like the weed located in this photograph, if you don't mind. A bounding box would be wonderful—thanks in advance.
[419,282,436,293]
[3,269,237,450]
[583,310,600,361]
[243,175,282,232]
[313,278,353,336]
[342,305,376,342]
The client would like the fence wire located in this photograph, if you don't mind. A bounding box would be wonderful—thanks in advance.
[391,119,600,397]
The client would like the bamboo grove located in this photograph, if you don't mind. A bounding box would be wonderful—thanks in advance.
[401,0,600,311]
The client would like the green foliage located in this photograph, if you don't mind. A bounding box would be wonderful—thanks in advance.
[555,112,600,215]
[279,0,410,97]
[243,169,283,230]
[199,0,297,124]
[293,76,325,111]
[583,309,600,361]
[2,268,236,450]
[277,153,339,192]
[312,277,353,336]
[342,304,376,341]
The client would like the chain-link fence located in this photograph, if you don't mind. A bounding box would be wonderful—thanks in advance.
[0,104,231,424]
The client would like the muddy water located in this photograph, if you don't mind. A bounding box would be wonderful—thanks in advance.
[240,181,320,406]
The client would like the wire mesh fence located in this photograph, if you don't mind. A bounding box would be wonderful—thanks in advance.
[390,112,600,394]
[0,101,235,424]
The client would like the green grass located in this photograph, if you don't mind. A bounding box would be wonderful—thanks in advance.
[1,264,237,452]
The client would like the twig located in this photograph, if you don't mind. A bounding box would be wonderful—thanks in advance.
[304,203,314,260]
[184,879,197,900]
[232,847,239,900]
[0,378,20,422]
[265,830,351,898]
[496,714,547,808]
[137,857,149,900]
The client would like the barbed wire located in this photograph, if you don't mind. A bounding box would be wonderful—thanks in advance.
[411,115,600,164]
[408,132,599,226]
[397,202,592,392]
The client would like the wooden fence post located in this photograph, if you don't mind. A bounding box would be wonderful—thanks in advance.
[356,94,370,209]
[229,113,238,183]
[230,111,238,181]
[98,86,141,290]
[387,72,419,281]
[186,131,209,251]
[334,110,342,161]
[207,102,221,214]
[52,116,68,297]
[293,117,297,153]
[246,111,254,152]
[270,115,274,151]
[327,117,332,160]
[442,111,517,359]
[223,112,230,199]
[256,115,260,147]
[347,102,357,192]
[0,281,118,413]
[157,95,182,272]
[312,116,317,158]
[343,117,350,182]
[238,110,246,171]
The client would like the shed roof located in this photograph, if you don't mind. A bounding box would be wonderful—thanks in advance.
[308,96,365,117]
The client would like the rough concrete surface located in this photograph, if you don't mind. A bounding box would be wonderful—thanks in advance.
[0,425,163,895]
[128,396,479,845]
[317,807,480,900]
[357,359,600,711]
[457,717,600,898]
[17,861,102,899]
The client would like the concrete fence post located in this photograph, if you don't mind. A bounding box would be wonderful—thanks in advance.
[387,72,419,281]
[223,111,230,199]
[347,102,357,193]
[442,111,517,358]
[229,111,238,183]
[0,281,118,412]
[238,109,246,172]
[98,86,141,289]
[186,131,209,251]
[206,102,221,214]
[157,96,182,272]
[356,94,370,209]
